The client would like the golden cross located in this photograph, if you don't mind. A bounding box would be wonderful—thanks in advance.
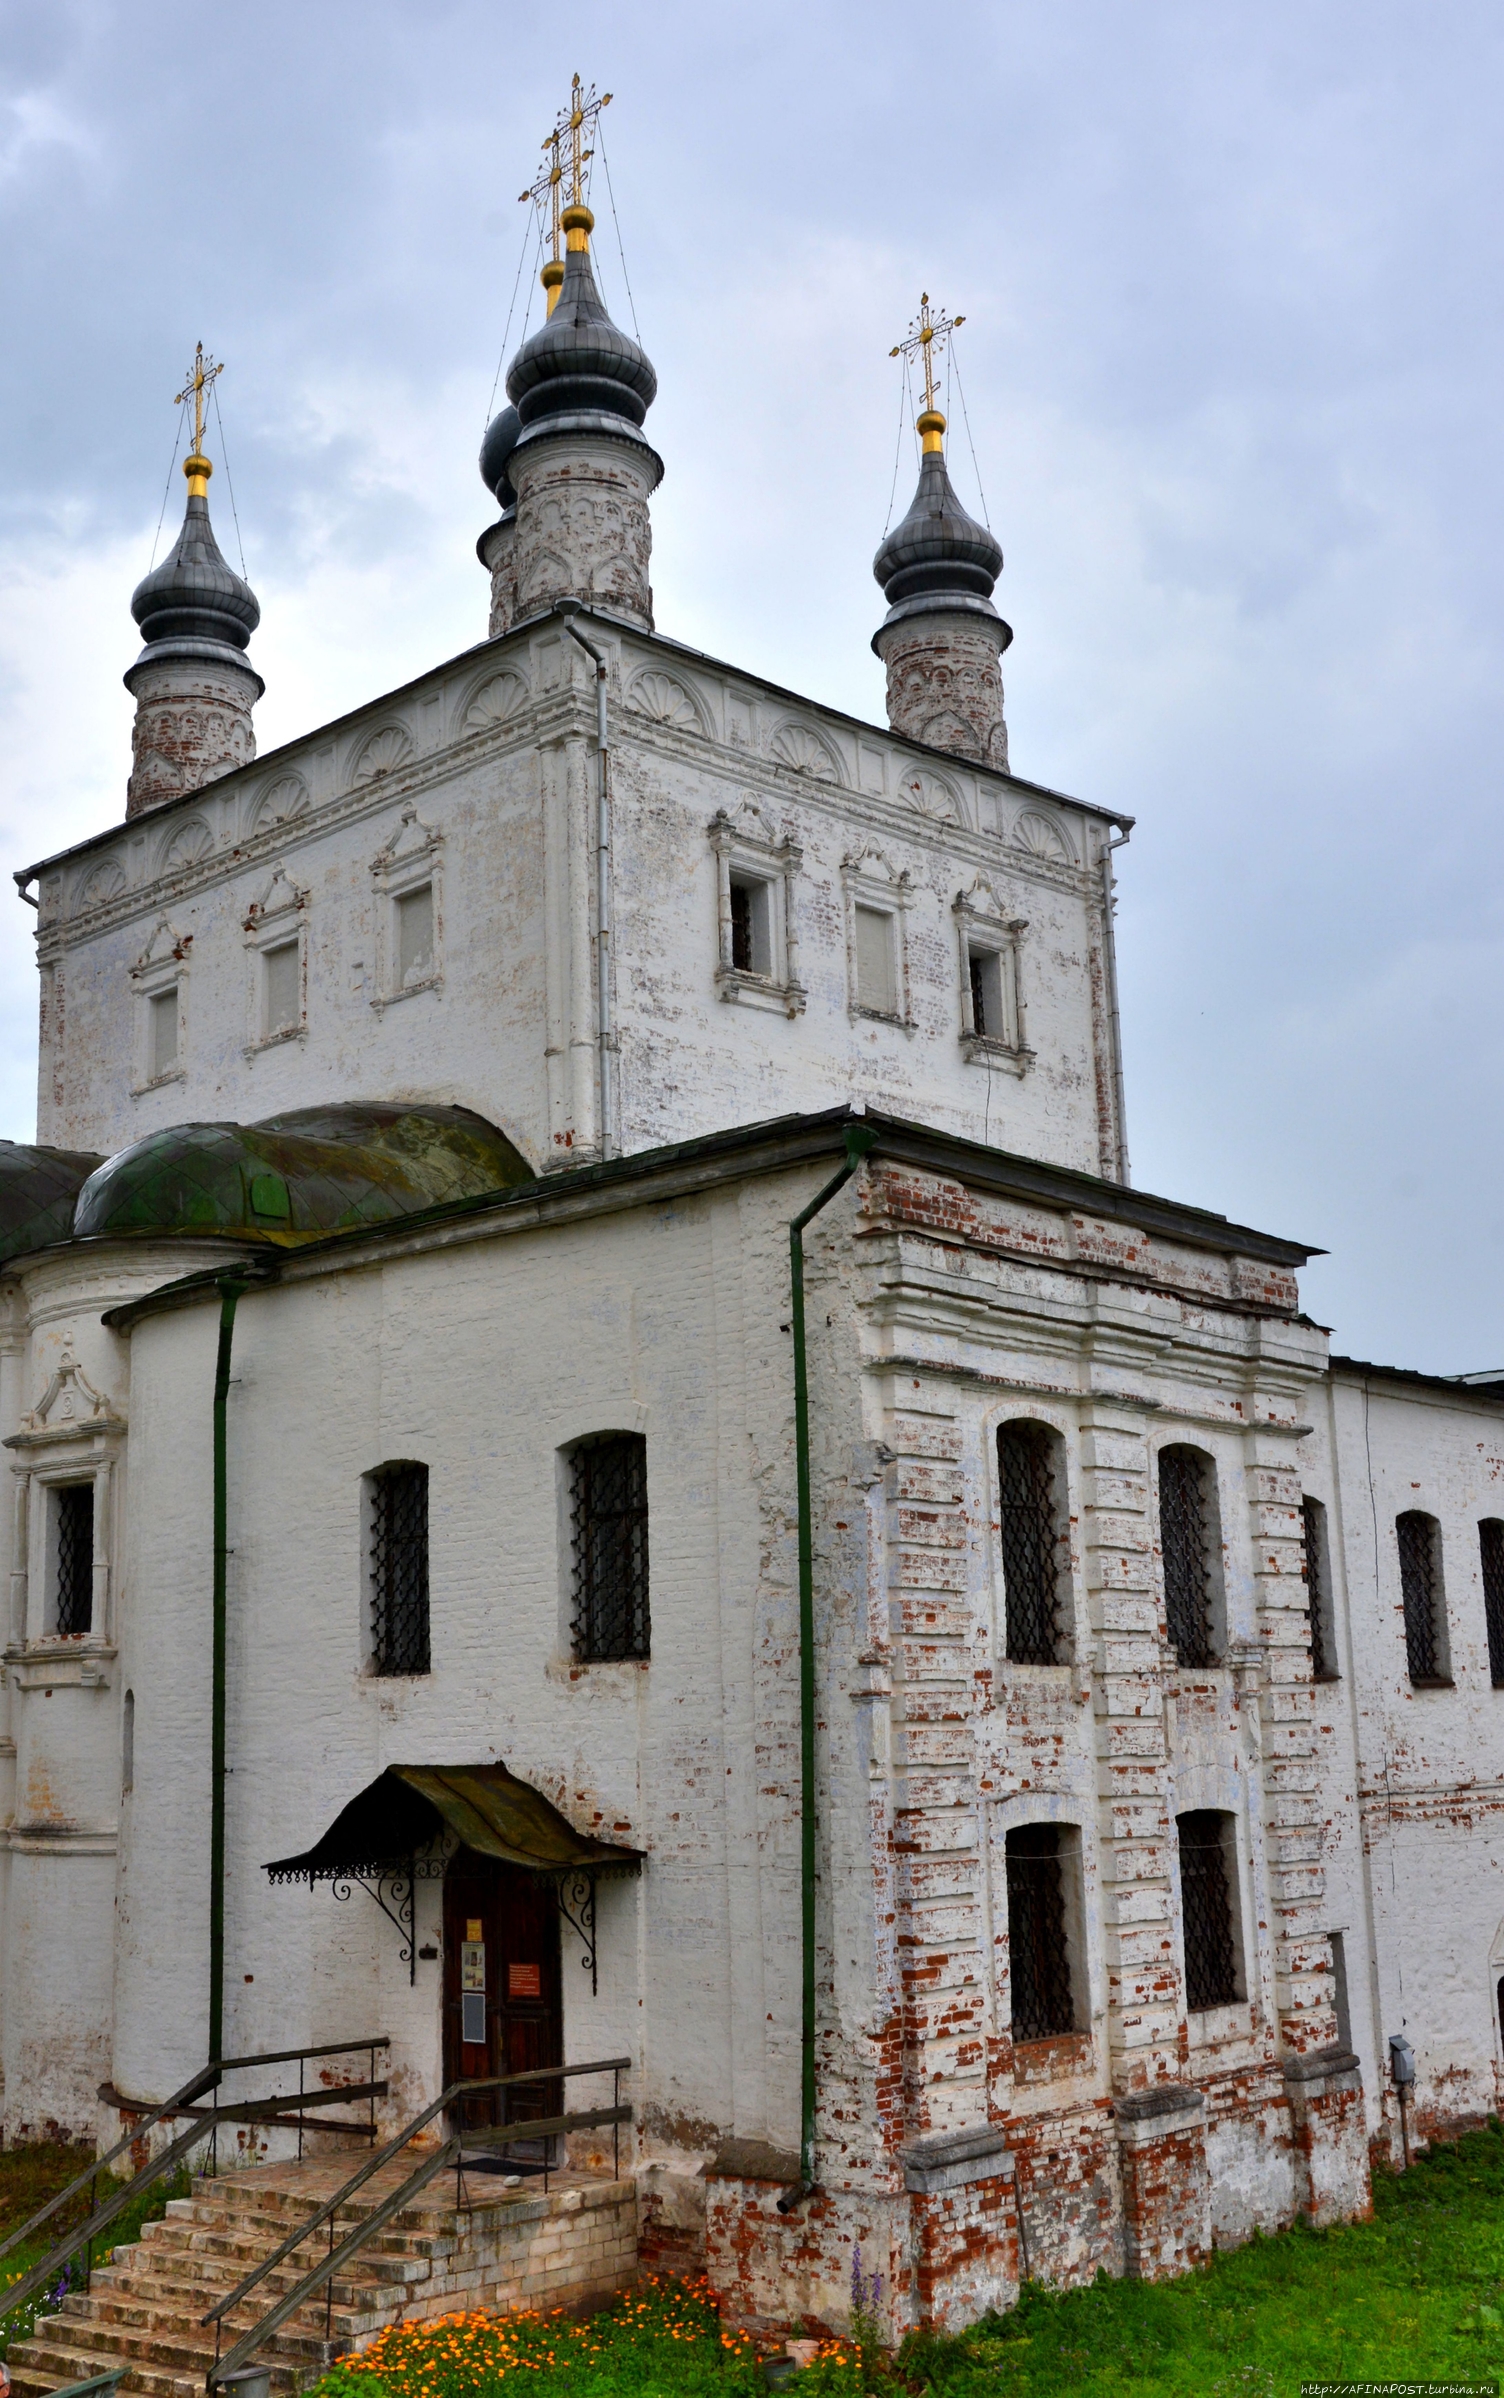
[890,294,965,420]
[174,342,224,461]
[519,73,611,260]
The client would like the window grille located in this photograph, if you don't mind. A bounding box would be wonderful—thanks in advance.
[998,1422,1063,1664]
[571,1433,650,1662]
[969,951,991,1036]
[1302,1496,1336,1681]
[1177,1810,1240,2011]
[730,880,753,971]
[1396,1510,1445,1684]
[1005,1824,1075,2042]
[54,1483,94,1638]
[1159,1446,1217,1667]
[1480,1521,1504,1687]
[371,1463,430,1676]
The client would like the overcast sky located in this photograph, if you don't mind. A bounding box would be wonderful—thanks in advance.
[0,0,1500,1370]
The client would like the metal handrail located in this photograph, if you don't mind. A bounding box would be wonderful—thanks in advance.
[0,2040,389,2330]
[0,2038,387,2269]
[204,2057,632,2390]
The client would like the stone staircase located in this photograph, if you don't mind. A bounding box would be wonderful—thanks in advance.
[6,2155,638,2398]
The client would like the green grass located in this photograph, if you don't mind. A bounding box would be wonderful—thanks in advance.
[0,2142,192,2363]
[310,2124,1504,2398]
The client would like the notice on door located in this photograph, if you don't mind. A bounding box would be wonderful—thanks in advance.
[461,1941,486,1992]
[508,1962,542,1998]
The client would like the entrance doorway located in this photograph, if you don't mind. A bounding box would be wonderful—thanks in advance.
[443,1857,562,2145]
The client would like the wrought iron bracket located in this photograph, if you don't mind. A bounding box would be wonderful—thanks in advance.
[557,1871,599,1995]
[333,1861,416,1985]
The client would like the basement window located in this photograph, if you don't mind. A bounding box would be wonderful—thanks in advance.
[997,1421,1067,1665]
[1158,1446,1222,1668]
[570,1433,650,1663]
[1005,1823,1080,2042]
[1479,1519,1504,1687]
[51,1483,94,1638]
[1177,1809,1242,2012]
[368,1462,431,1676]
[1396,1510,1450,1686]
[1302,1495,1339,1681]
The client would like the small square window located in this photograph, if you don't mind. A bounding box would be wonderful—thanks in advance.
[396,884,435,987]
[264,940,300,1037]
[149,987,179,1078]
[854,904,897,1016]
[729,875,773,977]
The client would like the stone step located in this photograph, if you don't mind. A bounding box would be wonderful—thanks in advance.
[7,2333,305,2398]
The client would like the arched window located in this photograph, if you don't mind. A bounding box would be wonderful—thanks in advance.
[367,1461,431,1677]
[1395,1511,1448,1686]
[570,1433,650,1662]
[1177,1809,1242,2011]
[1301,1496,1338,1681]
[1005,1823,1081,2042]
[996,1421,1067,1665]
[1479,1521,1504,1688]
[1158,1447,1221,1667]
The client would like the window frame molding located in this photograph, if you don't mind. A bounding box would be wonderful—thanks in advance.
[370,804,444,1010]
[708,804,806,1017]
[129,916,191,1095]
[953,879,1033,1075]
[242,864,309,1055]
[842,845,915,1029]
[4,1347,123,1681]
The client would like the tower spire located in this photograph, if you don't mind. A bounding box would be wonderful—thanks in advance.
[872,296,1009,770]
[520,74,611,317]
[123,348,262,818]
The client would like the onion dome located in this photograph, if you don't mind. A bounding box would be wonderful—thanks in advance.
[479,403,522,510]
[505,207,657,450]
[72,1103,532,1248]
[130,455,260,672]
[872,412,1010,645]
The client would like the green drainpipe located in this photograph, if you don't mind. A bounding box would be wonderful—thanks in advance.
[209,1275,248,2064]
[780,1121,876,2208]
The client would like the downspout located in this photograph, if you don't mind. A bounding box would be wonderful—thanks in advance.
[559,606,614,1161]
[1101,827,1132,1186]
[209,1275,247,2064]
[778,1119,877,2211]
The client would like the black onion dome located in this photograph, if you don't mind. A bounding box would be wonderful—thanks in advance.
[505,241,657,436]
[130,493,260,656]
[873,450,1004,611]
[479,403,521,508]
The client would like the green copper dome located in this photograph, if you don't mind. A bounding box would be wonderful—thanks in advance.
[72,1104,531,1247]
[0,1141,106,1265]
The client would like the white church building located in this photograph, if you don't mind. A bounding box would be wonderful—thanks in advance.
[3,106,1504,2348]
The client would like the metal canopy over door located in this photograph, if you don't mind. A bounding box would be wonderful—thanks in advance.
[443,1857,561,2148]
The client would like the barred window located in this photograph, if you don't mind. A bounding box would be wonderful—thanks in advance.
[1005,1823,1076,2043]
[570,1434,650,1662]
[1480,1521,1504,1687]
[997,1421,1065,1665]
[1396,1510,1448,1686]
[1177,1809,1241,2012]
[1158,1446,1220,1668]
[370,1462,430,1676]
[1301,1496,1338,1682]
[53,1483,94,1638]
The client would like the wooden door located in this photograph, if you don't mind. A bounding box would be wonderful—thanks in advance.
[443,1858,561,2140]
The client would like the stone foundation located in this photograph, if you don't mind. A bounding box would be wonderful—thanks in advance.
[1285,2047,1371,2225]
[1114,2085,1210,2280]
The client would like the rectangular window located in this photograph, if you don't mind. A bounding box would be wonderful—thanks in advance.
[1178,1810,1241,2011]
[1396,1510,1448,1685]
[729,876,773,977]
[998,1421,1064,1664]
[570,1433,650,1662]
[149,987,179,1078]
[853,904,897,1016]
[1480,1520,1504,1686]
[1159,1446,1219,1667]
[1302,1495,1338,1681]
[396,883,435,987]
[1006,1824,1076,2042]
[54,1484,94,1638]
[264,939,301,1036]
[370,1462,430,1676]
[1329,1928,1352,2053]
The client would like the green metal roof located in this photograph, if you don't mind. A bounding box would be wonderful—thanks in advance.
[0,1140,106,1264]
[71,1103,530,1247]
